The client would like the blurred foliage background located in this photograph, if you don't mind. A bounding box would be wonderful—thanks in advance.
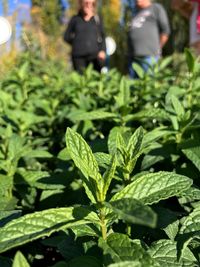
[0,0,189,75]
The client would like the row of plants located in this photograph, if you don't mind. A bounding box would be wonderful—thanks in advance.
[0,50,200,266]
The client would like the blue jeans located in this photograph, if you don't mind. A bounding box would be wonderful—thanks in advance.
[129,56,159,79]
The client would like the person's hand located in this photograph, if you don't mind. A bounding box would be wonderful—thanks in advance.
[97,50,106,61]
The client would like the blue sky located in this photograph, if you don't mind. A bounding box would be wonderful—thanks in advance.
[0,0,68,16]
[0,0,31,16]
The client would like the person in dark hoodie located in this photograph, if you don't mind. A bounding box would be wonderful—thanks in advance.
[64,0,106,73]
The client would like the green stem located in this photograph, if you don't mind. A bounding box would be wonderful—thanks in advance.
[100,209,107,240]
[126,224,131,237]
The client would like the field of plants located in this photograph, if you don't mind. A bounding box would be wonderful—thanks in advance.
[0,50,200,267]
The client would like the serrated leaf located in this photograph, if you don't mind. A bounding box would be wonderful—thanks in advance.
[177,207,200,261]
[102,155,117,200]
[94,152,112,168]
[0,207,99,253]
[148,240,197,267]
[111,172,192,205]
[182,146,200,172]
[179,187,200,205]
[0,175,13,196]
[105,198,156,228]
[164,220,179,241]
[66,128,102,203]
[99,233,158,266]
[71,224,101,238]
[129,109,169,121]
[68,110,115,122]
[171,95,185,118]
[108,127,130,155]
[12,251,30,267]
[127,127,143,158]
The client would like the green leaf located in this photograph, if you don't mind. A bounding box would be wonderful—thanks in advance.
[178,187,200,205]
[108,127,130,155]
[164,220,179,241]
[129,109,169,121]
[71,224,101,238]
[171,95,185,118]
[111,172,192,205]
[177,207,200,261]
[185,48,195,73]
[99,233,158,266]
[149,240,197,267]
[94,152,112,168]
[114,77,130,107]
[0,207,99,253]
[127,127,143,157]
[24,150,53,158]
[105,198,156,228]
[102,155,117,200]
[12,251,30,267]
[66,127,102,203]
[182,146,200,172]
[68,110,115,122]
[126,127,144,172]
[132,63,145,79]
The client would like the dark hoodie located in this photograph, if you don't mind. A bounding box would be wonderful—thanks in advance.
[64,12,106,58]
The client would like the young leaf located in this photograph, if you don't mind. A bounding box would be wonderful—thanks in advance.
[66,127,102,203]
[0,207,99,253]
[127,127,143,159]
[111,172,192,205]
[105,198,156,228]
[171,95,185,118]
[12,251,30,267]
[102,155,117,200]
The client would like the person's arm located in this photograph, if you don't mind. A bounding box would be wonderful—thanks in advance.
[160,34,169,48]
[156,4,170,49]
[97,15,106,60]
[63,16,76,44]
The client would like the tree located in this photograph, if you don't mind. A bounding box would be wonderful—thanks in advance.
[31,0,64,37]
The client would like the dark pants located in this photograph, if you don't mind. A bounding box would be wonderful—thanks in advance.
[72,55,104,74]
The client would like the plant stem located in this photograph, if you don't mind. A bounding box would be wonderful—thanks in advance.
[126,224,131,237]
[100,209,107,240]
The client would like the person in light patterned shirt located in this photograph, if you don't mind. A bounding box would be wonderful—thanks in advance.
[128,0,170,78]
